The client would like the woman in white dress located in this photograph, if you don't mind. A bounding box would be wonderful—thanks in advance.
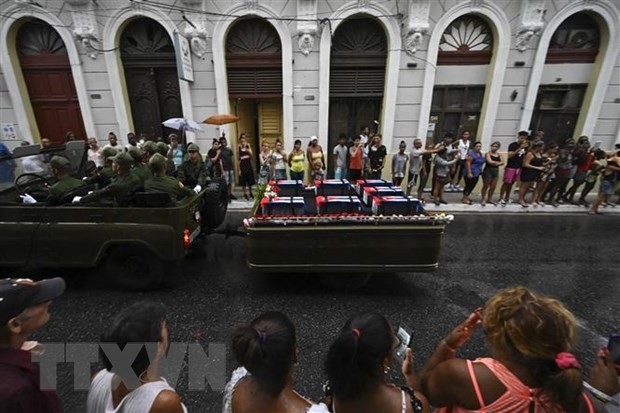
[222,311,329,413]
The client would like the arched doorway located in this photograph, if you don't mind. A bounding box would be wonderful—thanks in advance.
[226,17,282,168]
[120,18,183,140]
[429,15,493,144]
[17,19,86,145]
[529,13,600,142]
[328,16,387,164]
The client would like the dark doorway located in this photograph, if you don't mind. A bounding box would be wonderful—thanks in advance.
[429,86,485,144]
[328,16,387,173]
[17,19,86,145]
[529,84,587,142]
[120,18,183,140]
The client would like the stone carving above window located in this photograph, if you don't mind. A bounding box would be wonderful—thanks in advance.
[515,0,546,52]
[297,0,318,56]
[403,0,431,55]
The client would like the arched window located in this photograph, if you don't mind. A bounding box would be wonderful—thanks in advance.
[438,15,493,65]
[546,13,600,63]
[226,18,282,98]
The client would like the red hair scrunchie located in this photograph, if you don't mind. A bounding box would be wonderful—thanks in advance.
[555,352,580,370]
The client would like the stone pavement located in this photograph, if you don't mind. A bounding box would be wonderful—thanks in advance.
[227,187,620,215]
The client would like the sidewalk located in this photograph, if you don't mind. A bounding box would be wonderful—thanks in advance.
[227,188,620,215]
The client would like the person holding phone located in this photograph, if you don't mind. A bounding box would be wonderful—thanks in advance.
[585,342,620,411]
[419,286,605,413]
[324,312,430,413]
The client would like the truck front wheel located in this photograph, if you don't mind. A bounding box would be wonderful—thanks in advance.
[106,245,165,291]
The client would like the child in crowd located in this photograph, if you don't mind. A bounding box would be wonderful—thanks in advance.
[311,159,325,182]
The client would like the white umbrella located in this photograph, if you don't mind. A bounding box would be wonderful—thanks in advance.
[162,118,203,132]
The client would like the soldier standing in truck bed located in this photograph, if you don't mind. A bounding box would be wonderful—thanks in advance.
[177,143,207,191]
[145,153,196,203]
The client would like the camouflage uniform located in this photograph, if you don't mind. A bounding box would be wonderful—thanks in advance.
[177,143,207,188]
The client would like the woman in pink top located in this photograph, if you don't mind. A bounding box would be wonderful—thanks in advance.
[419,287,604,413]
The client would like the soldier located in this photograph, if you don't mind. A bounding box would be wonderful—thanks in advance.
[20,156,83,205]
[157,142,176,176]
[76,152,140,206]
[143,141,158,161]
[145,153,196,203]
[128,147,151,185]
[177,143,207,191]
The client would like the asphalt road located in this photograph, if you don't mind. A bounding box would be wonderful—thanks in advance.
[30,212,620,412]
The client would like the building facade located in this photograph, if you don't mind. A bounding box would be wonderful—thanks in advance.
[1,0,619,171]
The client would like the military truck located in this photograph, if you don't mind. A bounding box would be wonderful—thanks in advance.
[0,141,227,290]
[244,180,452,288]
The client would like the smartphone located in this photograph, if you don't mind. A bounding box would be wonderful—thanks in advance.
[394,325,413,365]
[608,334,620,365]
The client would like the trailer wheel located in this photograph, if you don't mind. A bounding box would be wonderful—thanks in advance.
[201,178,228,230]
[106,245,165,291]
[319,273,372,290]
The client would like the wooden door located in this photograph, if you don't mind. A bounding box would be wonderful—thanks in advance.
[125,68,161,139]
[18,20,86,145]
[120,18,182,140]
[258,99,282,152]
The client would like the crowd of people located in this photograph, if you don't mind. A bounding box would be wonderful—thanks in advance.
[9,127,620,212]
[1,281,619,412]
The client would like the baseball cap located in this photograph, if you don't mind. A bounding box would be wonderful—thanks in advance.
[49,156,71,170]
[0,277,65,325]
[310,136,318,142]
[110,152,133,167]
[187,143,200,152]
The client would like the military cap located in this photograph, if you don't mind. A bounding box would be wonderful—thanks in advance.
[102,147,118,159]
[156,142,169,154]
[148,153,167,170]
[110,152,133,167]
[49,156,71,170]
[187,143,200,152]
[128,147,144,162]
[143,141,158,155]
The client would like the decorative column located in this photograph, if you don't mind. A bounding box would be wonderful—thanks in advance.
[297,0,317,56]
[404,0,430,55]
[180,0,209,59]
[65,0,100,59]
[516,0,546,52]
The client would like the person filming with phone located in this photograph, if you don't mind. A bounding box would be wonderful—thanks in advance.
[419,286,606,413]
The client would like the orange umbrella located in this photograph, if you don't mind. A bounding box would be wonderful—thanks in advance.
[202,114,239,125]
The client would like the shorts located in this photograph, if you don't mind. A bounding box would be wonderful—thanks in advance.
[222,170,234,185]
[503,167,521,184]
[572,171,587,182]
[407,171,419,188]
[600,180,614,195]
[435,175,450,187]
[482,167,499,181]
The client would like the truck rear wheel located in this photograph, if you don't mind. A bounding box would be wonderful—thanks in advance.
[106,245,165,291]
[201,177,228,230]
